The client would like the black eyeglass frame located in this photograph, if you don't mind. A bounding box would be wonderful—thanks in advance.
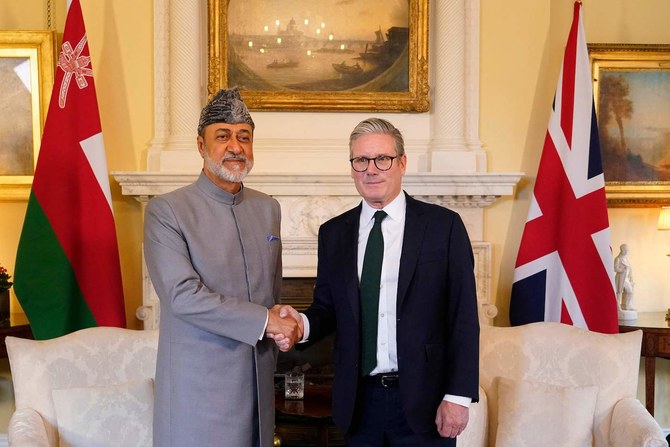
[349,155,399,172]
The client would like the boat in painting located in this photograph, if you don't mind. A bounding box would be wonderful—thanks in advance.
[266,59,299,69]
[332,61,363,75]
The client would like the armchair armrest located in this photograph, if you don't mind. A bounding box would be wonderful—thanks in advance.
[610,397,668,447]
[457,386,488,447]
[8,408,51,447]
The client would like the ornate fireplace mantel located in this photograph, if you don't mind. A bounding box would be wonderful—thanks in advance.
[113,171,522,242]
[113,171,521,329]
[113,172,519,204]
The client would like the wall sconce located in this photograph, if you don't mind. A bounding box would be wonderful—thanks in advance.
[659,206,670,256]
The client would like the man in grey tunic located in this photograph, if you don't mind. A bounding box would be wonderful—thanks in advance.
[144,88,302,447]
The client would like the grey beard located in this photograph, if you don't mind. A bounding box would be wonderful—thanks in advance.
[204,153,253,184]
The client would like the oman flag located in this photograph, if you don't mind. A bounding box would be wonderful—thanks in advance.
[509,1,618,334]
[14,0,126,340]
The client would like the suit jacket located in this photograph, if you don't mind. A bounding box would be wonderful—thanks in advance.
[304,192,480,436]
[144,173,282,447]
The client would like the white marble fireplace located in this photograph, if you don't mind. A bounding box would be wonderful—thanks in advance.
[112,0,522,329]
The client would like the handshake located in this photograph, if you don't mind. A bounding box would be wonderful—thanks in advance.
[266,305,303,352]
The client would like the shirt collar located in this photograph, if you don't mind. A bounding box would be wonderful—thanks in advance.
[196,170,245,205]
[360,192,406,225]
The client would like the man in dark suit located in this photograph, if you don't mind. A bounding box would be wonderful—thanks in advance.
[274,118,479,446]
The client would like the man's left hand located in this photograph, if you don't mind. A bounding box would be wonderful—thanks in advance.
[435,401,469,438]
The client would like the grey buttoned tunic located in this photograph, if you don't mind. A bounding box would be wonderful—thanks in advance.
[144,172,282,447]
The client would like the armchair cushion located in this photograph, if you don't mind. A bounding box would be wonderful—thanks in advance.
[52,379,154,447]
[480,323,644,447]
[6,327,158,447]
[495,377,598,447]
[455,323,667,447]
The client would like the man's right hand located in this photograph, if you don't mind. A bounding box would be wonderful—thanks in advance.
[266,305,303,351]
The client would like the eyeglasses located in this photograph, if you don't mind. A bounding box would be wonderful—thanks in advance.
[349,155,398,172]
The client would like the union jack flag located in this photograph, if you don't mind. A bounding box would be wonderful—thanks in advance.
[509,1,619,334]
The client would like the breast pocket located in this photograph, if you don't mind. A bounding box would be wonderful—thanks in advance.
[265,235,281,262]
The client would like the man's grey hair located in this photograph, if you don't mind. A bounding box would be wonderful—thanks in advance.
[348,118,405,157]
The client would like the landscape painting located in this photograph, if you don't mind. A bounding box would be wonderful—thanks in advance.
[227,0,409,92]
[597,70,670,182]
[209,0,429,112]
[0,56,34,176]
[0,30,54,201]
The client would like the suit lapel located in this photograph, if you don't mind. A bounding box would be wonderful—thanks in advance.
[338,205,362,326]
[397,194,427,310]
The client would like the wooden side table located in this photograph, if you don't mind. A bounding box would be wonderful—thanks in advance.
[619,312,670,416]
[275,383,344,447]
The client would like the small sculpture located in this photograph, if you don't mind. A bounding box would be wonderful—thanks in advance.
[614,243,637,321]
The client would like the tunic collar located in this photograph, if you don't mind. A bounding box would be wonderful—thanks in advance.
[196,171,246,205]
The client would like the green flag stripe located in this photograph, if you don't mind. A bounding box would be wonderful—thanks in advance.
[14,193,97,340]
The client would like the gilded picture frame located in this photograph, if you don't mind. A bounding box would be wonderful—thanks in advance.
[0,30,56,201]
[589,43,670,207]
[207,0,429,112]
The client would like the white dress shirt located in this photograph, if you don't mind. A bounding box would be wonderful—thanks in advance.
[357,193,405,376]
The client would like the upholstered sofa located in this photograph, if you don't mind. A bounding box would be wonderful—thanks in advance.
[6,327,158,447]
[458,322,668,447]
[6,323,667,447]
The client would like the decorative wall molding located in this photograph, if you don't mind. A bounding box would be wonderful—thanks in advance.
[114,172,521,203]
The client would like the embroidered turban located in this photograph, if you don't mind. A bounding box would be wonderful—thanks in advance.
[197,87,254,135]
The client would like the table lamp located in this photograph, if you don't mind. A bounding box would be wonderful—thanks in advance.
[659,206,670,256]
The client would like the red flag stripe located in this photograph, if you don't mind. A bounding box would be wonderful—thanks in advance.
[560,2,580,147]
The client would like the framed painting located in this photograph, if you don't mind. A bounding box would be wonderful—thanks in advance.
[207,0,429,112]
[0,30,55,201]
[589,43,670,207]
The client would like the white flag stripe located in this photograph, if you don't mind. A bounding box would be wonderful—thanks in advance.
[80,132,113,212]
[592,227,616,291]
[526,192,543,222]
[512,251,588,329]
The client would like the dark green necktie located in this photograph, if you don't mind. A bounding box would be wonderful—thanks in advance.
[360,210,387,376]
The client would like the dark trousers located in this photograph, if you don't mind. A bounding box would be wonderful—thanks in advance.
[346,378,455,447]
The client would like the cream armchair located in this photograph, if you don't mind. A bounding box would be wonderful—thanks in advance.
[458,322,667,447]
[6,327,158,447]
